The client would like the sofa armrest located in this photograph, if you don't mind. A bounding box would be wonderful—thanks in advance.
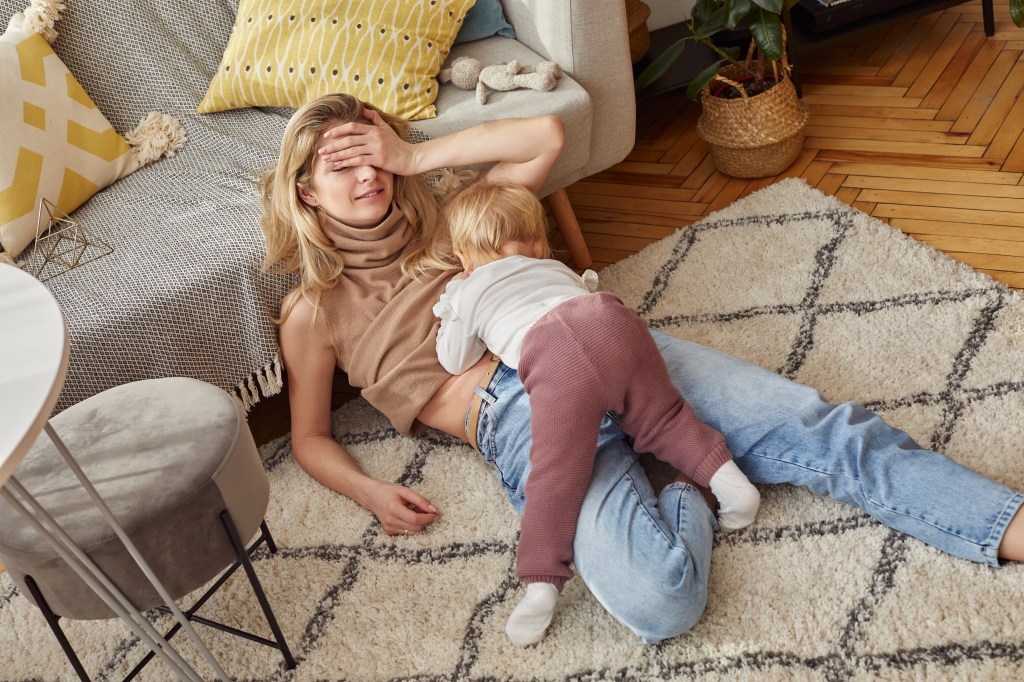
[502,0,636,179]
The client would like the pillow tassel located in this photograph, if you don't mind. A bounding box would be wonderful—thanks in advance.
[23,0,66,44]
[0,252,20,268]
[125,112,188,166]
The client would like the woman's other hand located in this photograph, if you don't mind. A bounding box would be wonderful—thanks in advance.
[318,109,420,176]
[366,481,441,535]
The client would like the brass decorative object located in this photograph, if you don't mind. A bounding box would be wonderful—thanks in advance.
[24,199,113,282]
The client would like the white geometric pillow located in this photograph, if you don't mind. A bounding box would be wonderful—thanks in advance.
[0,7,184,259]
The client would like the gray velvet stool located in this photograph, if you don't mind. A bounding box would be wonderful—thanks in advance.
[0,377,295,680]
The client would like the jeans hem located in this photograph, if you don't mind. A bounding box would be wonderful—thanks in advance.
[984,491,1024,566]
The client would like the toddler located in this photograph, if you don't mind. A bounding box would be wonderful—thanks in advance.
[433,181,760,647]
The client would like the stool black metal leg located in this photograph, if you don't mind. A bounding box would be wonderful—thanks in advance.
[983,0,995,37]
[261,520,279,553]
[24,575,92,682]
[220,512,296,669]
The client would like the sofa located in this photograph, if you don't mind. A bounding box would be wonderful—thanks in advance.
[1,0,636,415]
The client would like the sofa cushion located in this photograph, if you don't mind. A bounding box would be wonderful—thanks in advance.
[198,0,476,120]
[454,0,515,44]
[414,37,592,196]
[0,12,141,258]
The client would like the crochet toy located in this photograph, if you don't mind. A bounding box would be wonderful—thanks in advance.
[438,56,562,105]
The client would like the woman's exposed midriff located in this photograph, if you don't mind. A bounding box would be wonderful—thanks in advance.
[416,353,493,440]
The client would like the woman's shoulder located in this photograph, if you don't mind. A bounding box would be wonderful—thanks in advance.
[279,290,331,348]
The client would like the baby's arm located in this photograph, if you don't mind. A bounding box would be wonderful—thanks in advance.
[433,279,488,375]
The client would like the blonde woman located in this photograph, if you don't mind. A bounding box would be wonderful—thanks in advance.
[261,93,1024,646]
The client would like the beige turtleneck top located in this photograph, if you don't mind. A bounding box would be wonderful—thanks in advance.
[318,203,458,436]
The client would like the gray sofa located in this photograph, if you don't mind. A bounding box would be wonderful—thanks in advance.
[5,0,636,414]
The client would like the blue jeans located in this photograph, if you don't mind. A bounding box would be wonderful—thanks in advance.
[472,330,1024,643]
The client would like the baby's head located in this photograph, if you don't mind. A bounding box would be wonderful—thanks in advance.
[445,181,552,272]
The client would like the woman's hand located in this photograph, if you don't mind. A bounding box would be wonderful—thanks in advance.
[364,480,441,536]
[318,109,420,176]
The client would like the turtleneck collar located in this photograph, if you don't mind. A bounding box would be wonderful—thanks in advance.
[320,203,411,270]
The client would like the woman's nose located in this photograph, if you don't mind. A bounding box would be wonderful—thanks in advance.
[355,165,378,181]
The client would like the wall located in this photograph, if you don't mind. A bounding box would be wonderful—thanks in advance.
[645,0,695,31]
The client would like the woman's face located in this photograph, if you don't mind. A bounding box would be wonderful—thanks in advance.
[298,140,394,228]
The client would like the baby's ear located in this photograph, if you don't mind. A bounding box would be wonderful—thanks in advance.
[454,250,473,272]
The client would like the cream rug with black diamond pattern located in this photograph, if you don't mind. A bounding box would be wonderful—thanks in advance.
[4,178,1024,681]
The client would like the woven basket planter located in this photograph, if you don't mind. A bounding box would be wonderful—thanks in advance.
[696,63,810,178]
[626,0,652,64]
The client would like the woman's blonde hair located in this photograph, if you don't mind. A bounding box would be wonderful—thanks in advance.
[259,93,458,321]
[445,181,552,264]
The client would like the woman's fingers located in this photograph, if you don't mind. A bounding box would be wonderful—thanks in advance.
[376,484,440,535]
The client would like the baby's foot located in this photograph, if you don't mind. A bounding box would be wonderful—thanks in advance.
[505,582,559,647]
[709,460,760,530]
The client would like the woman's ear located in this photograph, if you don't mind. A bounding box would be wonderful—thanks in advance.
[297,184,318,207]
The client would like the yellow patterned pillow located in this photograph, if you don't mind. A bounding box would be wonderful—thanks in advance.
[0,14,142,258]
[198,0,476,120]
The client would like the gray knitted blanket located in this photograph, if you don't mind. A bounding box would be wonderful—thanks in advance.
[8,0,297,411]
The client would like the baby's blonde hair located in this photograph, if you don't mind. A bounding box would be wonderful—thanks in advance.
[445,181,552,264]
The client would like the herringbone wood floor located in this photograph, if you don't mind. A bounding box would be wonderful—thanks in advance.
[564,0,1024,291]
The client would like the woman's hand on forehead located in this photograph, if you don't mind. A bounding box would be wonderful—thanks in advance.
[318,108,419,176]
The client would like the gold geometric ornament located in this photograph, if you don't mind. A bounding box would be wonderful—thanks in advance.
[24,198,112,282]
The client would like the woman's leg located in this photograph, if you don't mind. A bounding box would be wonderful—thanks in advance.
[650,329,1024,566]
[475,364,716,643]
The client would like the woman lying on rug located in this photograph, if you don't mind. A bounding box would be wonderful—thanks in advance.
[433,180,761,646]
[260,92,1024,646]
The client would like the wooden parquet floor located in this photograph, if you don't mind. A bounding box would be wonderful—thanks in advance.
[567,0,1024,290]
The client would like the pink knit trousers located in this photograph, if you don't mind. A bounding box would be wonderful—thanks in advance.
[516,292,732,588]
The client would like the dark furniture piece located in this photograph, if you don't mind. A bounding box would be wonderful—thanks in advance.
[785,0,995,95]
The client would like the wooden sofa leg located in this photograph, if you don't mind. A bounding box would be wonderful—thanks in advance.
[547,188,593,270]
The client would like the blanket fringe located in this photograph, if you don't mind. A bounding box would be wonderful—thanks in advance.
[0,252,19,268]
[230,355,285,412]
[23,0,65,44]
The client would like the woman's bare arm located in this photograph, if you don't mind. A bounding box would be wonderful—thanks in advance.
[280,294,440,535]
[319,112,566,193]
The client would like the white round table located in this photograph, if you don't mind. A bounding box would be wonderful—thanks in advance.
[0,264,228,681]
[0,264,68,486]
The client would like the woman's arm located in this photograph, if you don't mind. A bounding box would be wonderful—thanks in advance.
[319,111,566,193]
[280,294,440,535]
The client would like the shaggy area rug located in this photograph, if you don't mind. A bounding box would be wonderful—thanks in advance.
[4,178,1024,681]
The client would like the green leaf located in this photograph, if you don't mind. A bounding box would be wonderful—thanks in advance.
[749,8,783,61]
[751,0,784,13]
[1012,0,1024,28]
[692,0,720,24]
[725,0,754,28]
[635,37,690,91]
[686,58,730,100]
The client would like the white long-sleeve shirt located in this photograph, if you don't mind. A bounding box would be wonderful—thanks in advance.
[432,256,599,374]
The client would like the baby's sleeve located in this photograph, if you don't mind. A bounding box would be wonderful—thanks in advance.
[433,280,488,375]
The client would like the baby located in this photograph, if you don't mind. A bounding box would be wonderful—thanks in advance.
[433,181,760,647]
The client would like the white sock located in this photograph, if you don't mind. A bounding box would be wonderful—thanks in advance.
[505,582,559,647]
[709,460,761,530]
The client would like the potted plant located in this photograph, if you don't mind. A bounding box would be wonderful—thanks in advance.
[638,1,1024,178]
[636,0,807,178]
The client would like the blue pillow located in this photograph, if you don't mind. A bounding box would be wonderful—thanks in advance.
[454,0,516,43]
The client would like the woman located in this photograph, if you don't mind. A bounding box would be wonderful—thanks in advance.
[261,93,1024,644]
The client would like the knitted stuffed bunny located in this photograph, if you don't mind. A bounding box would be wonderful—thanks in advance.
[438,56,562,105]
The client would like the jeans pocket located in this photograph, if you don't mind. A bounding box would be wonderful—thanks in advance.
[477,402,528,504]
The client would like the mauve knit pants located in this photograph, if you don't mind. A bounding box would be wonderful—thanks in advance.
[516,292,733,588]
